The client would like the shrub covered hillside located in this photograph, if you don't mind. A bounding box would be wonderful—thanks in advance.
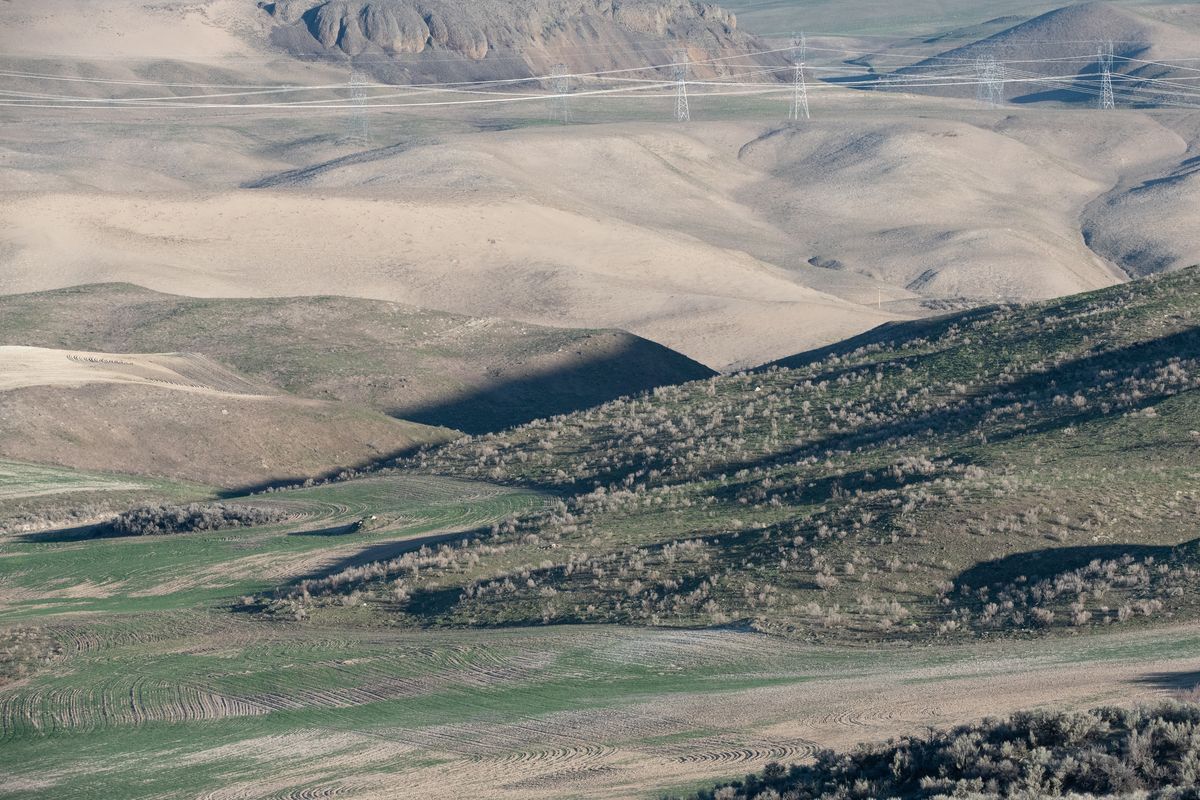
[673,702,1200,800]
[256,268,1200,641]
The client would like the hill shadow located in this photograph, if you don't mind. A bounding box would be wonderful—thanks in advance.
[17,524,110,544]
[215,440,446,498]
[287,522,363,537]
[1135,671,1200,692]
[394,336,714,435]
[287,526,490,587]
[954,541,1186,590]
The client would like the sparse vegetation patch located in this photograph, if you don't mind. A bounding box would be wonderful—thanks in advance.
[675,702,1200,800]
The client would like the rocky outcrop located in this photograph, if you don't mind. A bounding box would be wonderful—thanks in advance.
[264,0,758,78]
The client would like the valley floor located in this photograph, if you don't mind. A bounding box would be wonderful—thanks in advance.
[3,615,1199,799]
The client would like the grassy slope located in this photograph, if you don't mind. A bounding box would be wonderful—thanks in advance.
[5,272,1200,799]
[0,459,214,534]
[263,268,1200,642]
[0,284,714,435]
[0,474,543,622]
[0,382,455,490]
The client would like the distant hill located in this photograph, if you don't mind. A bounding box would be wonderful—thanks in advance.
[0,284,714,434]
[267,0,777,80]
[250,268,1200,642]
[890,2,1200,106]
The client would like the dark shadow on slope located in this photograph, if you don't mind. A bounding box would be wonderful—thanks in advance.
[289,525,489,585]
[955,542,1180,590]
[1010,88,1095,104]
[394,337,714,435]
[287,522,364,537]
[17,524,109,544]
[705,462,944,509]
[763,304,1006,372]
[216,441,442,499]
[1135,671,1200,692]
[1130,156,1200,192]
[241,140,420,188]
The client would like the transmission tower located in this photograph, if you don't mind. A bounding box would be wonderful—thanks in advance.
[347,68,371,148]
[975,55,1004,107]
[789,32,811,121]
[549,63,572,124]
[1097,41,1116,110]
[674,49,690,123]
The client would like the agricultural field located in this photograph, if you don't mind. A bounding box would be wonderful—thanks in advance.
[3,614,1200,799]
[0,459,214,535]
[1,474,543,621]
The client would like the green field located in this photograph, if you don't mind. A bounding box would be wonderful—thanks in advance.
[0,459,215,535]
[2,612,1198,799]
[1,474,543,622]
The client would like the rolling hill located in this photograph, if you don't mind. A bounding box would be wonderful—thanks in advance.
[247,267,1200,642]
[891,3,1200,106]
[4,4,1200,368]
[0,283,715,433]
[5,111,1190,368]
[0,346,454,488]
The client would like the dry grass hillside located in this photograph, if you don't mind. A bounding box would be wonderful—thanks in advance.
[3,2,1200,367]
[0,346,454,488]
[1083,112,1200,277]
[1,105,1196,367]
[894,3,1200,104]
[0,284,714,433]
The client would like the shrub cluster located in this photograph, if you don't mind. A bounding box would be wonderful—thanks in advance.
[673,703,1200,800]
[103,503,284,537]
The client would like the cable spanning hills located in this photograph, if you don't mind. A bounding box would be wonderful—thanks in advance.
[884,2,1200,106]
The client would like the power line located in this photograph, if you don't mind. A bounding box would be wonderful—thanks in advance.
[789,32,811,121]
[975,54,1004,107]
[1098,41,1116,110]
[346,68,370,147]
[12,47,1200,114]
[549,63,572,123]
[674,49,690,122]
